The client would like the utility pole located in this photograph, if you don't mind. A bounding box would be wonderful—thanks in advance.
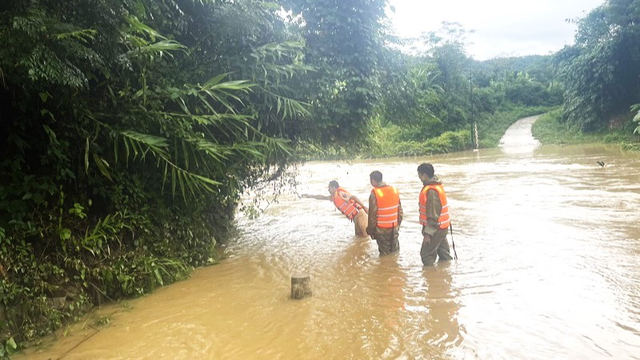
[474,122,479,151]
[469,78,479,151]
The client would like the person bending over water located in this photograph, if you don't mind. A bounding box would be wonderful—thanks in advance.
[302,180,369,237]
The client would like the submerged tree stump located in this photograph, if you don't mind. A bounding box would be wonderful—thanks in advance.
[291,274,312,300]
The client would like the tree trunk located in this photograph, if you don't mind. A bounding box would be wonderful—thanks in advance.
[291,274,312,300]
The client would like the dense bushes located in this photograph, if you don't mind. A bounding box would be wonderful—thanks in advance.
[367,118,471,158]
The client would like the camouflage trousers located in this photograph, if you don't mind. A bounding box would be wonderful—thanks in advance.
[420,228,453,266]
[372,226,400,256]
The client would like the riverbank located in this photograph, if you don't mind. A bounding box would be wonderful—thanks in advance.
[299,105,556,161]
[0,201,233,358]
[532,108,640,150]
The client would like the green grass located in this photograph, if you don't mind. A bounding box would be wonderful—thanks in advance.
[297,123,473,160]
[367,129,472,158]
[531,109,598,144]
[298,104,640,160]
[298,104,557,160]
[532,109,640,147]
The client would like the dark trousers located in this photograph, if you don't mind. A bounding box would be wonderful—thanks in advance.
[373,227,399,256]
[421,228,453,266]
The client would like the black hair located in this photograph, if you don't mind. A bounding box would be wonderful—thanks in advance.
[369,170,383,183]
[328,180,339,188]
[417,163,435,178]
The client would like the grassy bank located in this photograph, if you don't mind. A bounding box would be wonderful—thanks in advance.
[297,128,472,161]
[368,105,555,157]
[298,105,556,161]
[532,109,640,148]
[367,126,472,158]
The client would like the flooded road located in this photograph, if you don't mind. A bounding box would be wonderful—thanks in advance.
[21,118,640,359]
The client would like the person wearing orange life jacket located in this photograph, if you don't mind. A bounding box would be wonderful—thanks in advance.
[302,180,369,237]
[417,163,454,266]
[330,180,369,236]
[367,171,403,256]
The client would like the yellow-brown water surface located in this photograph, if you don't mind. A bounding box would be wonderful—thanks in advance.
[19,117,640,359]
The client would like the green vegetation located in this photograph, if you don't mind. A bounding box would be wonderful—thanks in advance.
[532,109,596,144]
[0,0,387,355]
[303,23,564,159]
[368,122,470,158]
[532,109,639,146]
[361,0,640,159]
[555,0,640,133]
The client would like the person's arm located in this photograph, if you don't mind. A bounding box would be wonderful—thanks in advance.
[397,199,403,226]
[350,195,369,214]
[300,194,331,201]
[421,189,442,236]
[366,192,377,236]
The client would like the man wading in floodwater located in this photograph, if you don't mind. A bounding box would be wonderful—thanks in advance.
[302,180,369,237]
[367,171,402,255]
[417,163,454,266]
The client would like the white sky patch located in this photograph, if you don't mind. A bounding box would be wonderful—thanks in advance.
[387,0,606,59]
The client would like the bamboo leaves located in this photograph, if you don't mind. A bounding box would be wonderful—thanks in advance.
[116,131,223,198]
[92,154,112,181]
[119,131,169,160]
[4,1,305,203]
[107,72,291,200]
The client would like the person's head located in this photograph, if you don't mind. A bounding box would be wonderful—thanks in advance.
[417,163,435,183]
[328,180,339,195]
[369,171,383,187]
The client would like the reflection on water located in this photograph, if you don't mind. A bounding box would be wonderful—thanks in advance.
[19,119,640,359]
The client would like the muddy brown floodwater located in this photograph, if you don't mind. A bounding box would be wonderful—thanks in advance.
[20,117,640,359]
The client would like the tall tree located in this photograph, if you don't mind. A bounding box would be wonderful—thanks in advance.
[556,0,640,131]
[282,0,389,146]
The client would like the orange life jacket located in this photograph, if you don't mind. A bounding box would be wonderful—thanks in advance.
[333,187,361,221]
[372,185,400,228]
[419,184,450,229]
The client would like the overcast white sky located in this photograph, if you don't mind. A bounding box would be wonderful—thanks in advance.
[387,0,606,60]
